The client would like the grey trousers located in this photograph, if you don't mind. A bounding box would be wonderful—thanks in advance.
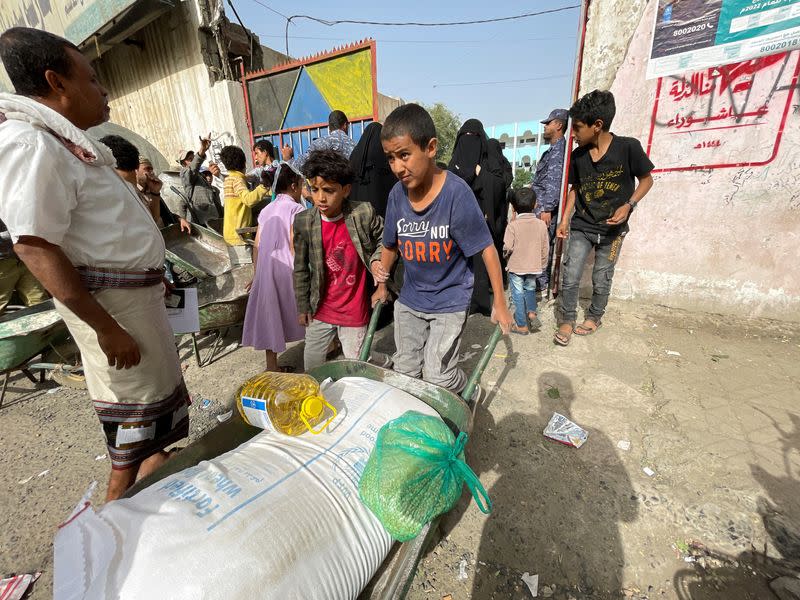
[303,319,366,371]
[393,301,468,394]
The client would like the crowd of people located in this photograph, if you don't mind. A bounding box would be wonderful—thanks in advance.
[0,26,653,500]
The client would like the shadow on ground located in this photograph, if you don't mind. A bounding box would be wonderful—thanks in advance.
[438,371,637,599]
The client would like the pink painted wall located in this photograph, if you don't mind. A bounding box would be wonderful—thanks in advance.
[580,0,800,321]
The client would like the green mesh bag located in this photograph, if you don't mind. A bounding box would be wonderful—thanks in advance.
[358,410,492,542]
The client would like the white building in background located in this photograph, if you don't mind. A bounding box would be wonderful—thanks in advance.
[487,120,550,172]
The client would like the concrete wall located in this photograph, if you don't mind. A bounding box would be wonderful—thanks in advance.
[95,1,250,171]
[579,0,800,321]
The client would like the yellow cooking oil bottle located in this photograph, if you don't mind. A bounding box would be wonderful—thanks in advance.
[235,372,337,435]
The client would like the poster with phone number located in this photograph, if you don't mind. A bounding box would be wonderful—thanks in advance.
[648,0,800,78]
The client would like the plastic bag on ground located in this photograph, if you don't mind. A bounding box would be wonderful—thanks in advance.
[359,411,491,542]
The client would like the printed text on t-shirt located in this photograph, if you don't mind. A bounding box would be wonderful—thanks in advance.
[397,218,454,263]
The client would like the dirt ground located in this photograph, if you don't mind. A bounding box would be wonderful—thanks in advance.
[1,298,799,600]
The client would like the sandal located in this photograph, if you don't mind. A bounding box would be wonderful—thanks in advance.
[574,318,602,336]
[528,313,542,332]
[553,323,573,346]
[511,324,530,336]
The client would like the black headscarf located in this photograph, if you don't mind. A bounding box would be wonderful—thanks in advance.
[488,138,513,189]
[448,119,487,186]
[348,122,396,218]
[448,120,511,315]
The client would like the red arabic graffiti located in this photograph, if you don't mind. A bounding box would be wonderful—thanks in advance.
[667,104,769,129]
[694,139,721,150]
[668,53,788,101]
[647,50,800,173]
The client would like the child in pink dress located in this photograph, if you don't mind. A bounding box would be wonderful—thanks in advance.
[242,163,306,370]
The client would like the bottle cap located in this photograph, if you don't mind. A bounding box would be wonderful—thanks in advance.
[301,396,324,420]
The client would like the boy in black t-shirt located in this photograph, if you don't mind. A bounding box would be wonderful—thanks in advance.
[554,90,654,346]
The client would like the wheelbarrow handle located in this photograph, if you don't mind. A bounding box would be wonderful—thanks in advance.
[461,326,504,403]
[358,301,385,362]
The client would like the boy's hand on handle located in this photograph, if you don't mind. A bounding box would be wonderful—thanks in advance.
[370,260,389,284]
[556,221,569,239]
[490,302,514,335]
[179,218,191,234]
[298,313,312,327]
[606,204,632,225]
[97,322,141,370]
[371,285,390,307]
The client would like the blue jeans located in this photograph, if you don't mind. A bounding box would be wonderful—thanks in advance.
[558,230,625,324]
[508,273,538,327]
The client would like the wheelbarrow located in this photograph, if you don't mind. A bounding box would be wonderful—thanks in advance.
[0,300,72,407]
[125,303,503,599]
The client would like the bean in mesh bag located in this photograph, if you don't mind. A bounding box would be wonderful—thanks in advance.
[358,410,492,542]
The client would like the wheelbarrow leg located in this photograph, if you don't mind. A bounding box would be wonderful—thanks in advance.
[21,368,38,384]
[0,371,9,408]
[191,333,201,367]
[39,351,46,383]
[204,330,226,366]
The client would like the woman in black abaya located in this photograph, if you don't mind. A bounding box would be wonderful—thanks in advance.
[348,122,395,218]
[449,119,509,315]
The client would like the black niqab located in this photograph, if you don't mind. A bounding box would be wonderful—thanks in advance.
[448,120,511,315]
[348,122,396,218]
[448,119,487,187]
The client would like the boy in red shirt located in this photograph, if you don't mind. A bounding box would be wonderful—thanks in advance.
[293,149,386,370]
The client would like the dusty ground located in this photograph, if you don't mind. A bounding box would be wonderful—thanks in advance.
[1,298,799,599]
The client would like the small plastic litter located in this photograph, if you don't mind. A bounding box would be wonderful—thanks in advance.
[37,470,49,478]
[216,409,233,423]
[457,351,477,363]
[543,413,588,448]
[0,572,41,600]
[643,467,656,477]
[666,350,681,356]
[18,475,34,485]
[47,387,59,394]
[521,572,539,597]
[617,440,631,451]
[471,344,482,349]
[201,398,212,409]
[95,454,106,461]
[458,559,468,580]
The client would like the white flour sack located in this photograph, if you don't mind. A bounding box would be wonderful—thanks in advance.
[54,377,440,600]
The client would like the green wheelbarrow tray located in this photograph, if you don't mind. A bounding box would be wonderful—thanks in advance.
[125,303,503,600]
[162,222,232,279]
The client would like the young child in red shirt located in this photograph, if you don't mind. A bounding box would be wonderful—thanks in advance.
[293,149,386,370]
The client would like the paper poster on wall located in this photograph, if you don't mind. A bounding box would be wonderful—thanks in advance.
[646,51,800,172]
[648,0,800,79]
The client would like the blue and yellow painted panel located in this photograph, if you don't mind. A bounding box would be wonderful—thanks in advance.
[305,49,373,119]
[245,41,376,149]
